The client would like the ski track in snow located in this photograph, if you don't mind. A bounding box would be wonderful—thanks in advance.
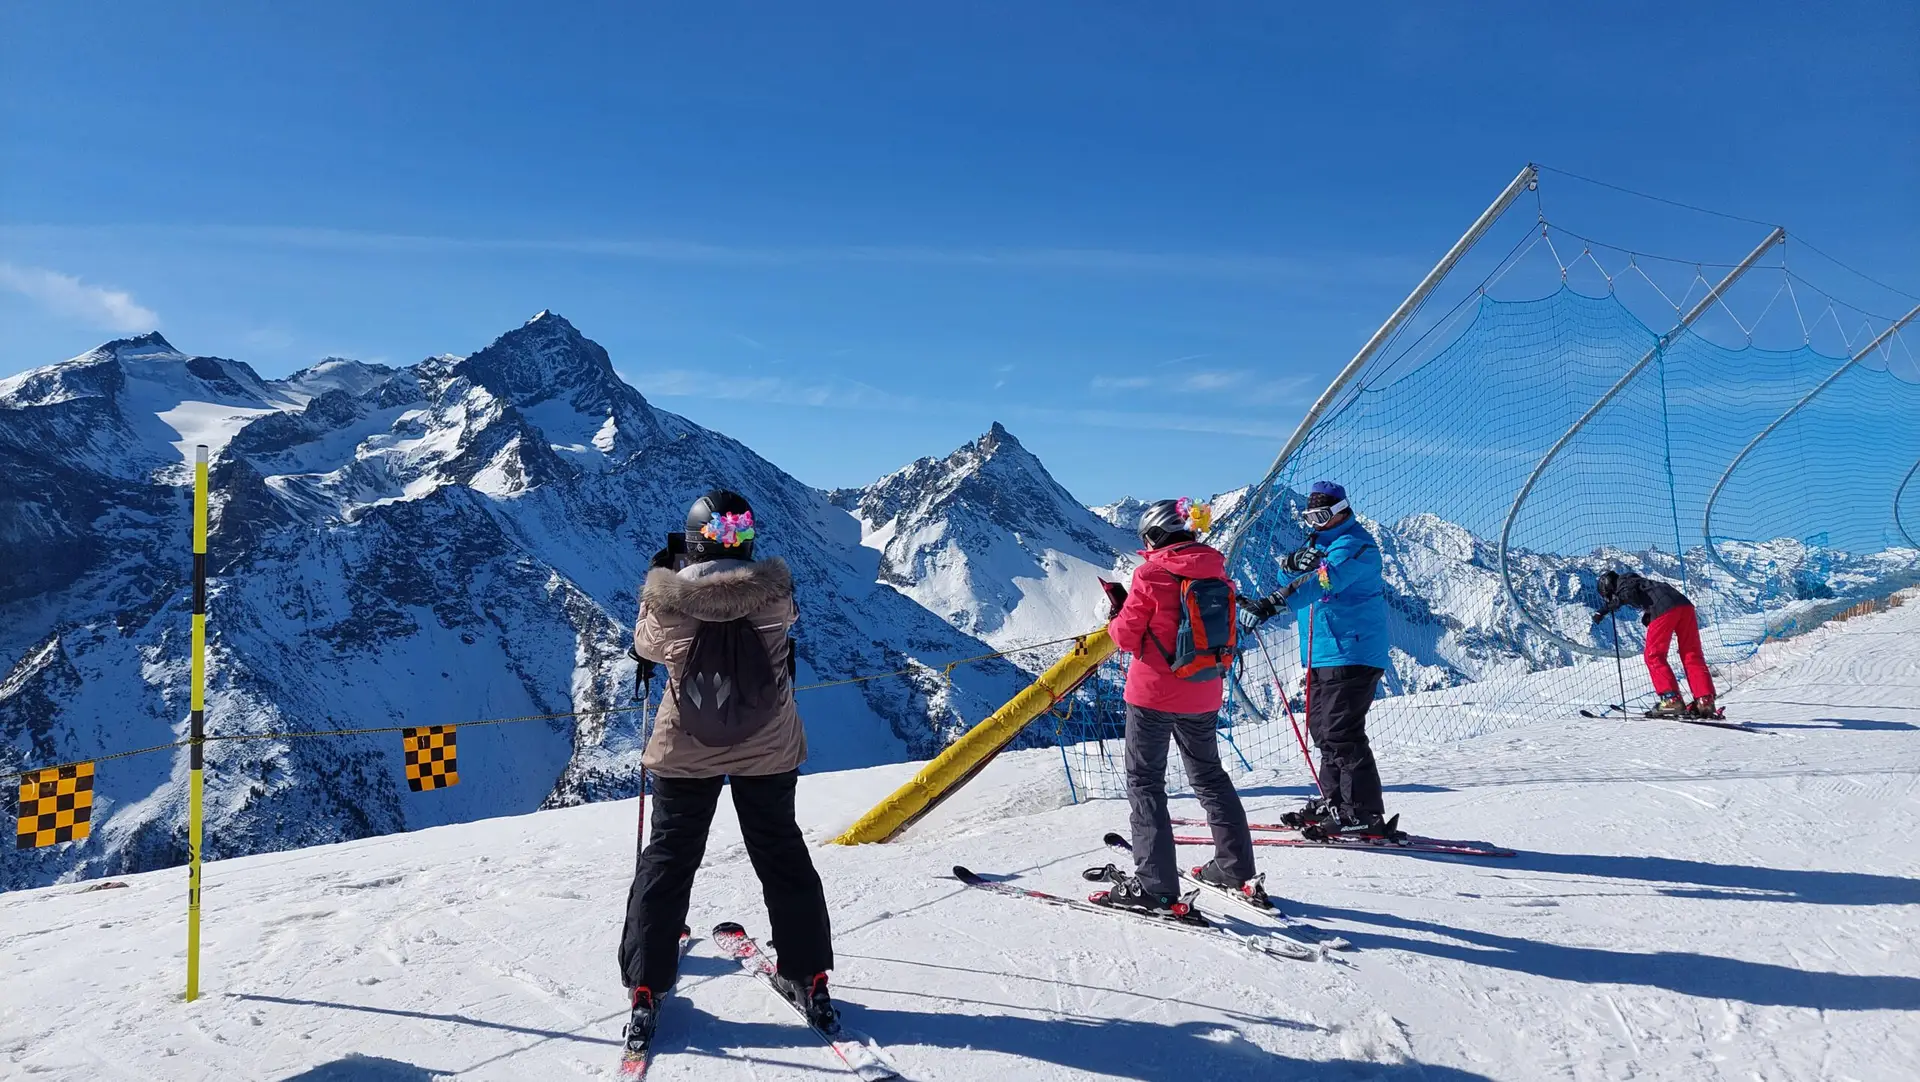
[4,604,1919,1081]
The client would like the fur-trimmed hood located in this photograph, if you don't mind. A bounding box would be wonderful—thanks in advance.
[643,557,794,622]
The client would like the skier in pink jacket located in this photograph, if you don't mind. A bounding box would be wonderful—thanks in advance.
[1098,499,1260,916]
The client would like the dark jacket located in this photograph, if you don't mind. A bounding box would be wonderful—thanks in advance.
[634,557,805,778]
[1597,572,1692,623]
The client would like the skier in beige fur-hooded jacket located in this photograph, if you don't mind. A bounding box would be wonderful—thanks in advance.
[633,554,806,779]
[620,490,834,1031]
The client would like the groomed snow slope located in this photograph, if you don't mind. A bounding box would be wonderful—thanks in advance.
[4,602,1918,1081]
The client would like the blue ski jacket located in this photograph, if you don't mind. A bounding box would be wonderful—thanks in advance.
[1285,515,1393,671]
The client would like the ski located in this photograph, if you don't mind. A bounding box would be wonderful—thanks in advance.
[618,927,694,1078]
[1177,833,1515,858]
[951,865,1324,962]
[1659,716,1762,733]
[1168,818,1514,857]
[1580,707,1760,734]
[1097,832,1350,950]
[710,921,903,1081]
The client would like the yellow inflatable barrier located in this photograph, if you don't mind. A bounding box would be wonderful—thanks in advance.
[832,627,1118,845]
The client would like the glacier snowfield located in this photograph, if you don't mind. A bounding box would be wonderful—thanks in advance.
[4,597,1918,1081]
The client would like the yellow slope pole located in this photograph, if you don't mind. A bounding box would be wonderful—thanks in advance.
[833,629,1117,846]
[185,445,209,1002]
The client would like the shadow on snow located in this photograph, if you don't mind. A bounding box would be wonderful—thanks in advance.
[1297,901,1920,1011]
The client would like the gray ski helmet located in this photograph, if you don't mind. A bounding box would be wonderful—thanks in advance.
[1137,499,1194,549]
[685,489,756,562]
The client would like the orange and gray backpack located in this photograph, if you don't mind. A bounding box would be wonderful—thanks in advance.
[1152,573,1240,682]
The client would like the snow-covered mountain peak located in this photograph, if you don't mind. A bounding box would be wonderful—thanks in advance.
[452,310,629,412]
[274,358,400,403]
[100,331,185,363]
[848,422,1124,554]
[835,424,1132,647]
[1091,496,1147,533]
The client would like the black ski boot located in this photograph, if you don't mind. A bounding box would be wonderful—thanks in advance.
[1279,796,1334,829]
[1306,811,1405,842]
[770,970,840,1034]
[1094,875,1196,920]
[1645,692,1688,719]
[1689,695,1723,720]
[622,986,661,1057]
[1193,859,1273,910]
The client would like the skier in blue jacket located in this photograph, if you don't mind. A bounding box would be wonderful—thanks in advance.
[1243,481,1399,838]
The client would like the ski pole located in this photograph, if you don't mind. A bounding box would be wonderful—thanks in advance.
[636,671,652,862]
[1257,635,1322,794]
[1301,605,1323,792]
[1610,610,1628,715]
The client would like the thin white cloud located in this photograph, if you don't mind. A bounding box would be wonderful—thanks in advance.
[0,223,1419,287]
[629,364,1299,442]
[0,262,158,332]
[1091,368,1299,400]
[1009,403,1294,441]
[631,369,921,412]
[1182,370,1245,392]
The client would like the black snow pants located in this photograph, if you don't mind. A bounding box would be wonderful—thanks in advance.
[618,770,832,993]
[1307,665,1386,819]
[1124,703,1257,897]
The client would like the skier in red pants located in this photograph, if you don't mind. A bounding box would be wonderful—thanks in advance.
[1592,570,1719,719]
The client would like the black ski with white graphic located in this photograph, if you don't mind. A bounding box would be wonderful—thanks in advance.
[1581,706,1759,733]
[618,927,693,1078]
[1097,832,1351,950]
[710,922,903,1081]
[951,865,1323,962]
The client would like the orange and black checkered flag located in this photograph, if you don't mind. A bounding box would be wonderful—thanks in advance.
[402,726,459,791]
[16,762,95,849]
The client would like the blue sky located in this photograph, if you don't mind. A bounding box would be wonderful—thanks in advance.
[3,2,1915,504]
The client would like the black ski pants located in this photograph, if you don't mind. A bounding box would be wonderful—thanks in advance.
[1307,665,1386,819]
[1124,703,1256,897]
[618,770,832,992]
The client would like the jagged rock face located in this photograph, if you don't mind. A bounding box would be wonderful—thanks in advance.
[832,422,1135,647]
[0,314,1027,890]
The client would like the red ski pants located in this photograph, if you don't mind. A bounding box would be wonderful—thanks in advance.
[1643,604,1715,699]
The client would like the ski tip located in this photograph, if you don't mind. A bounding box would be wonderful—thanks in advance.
[951,865,979,882]
[1102,831,1127,846]
[711,921,745,937]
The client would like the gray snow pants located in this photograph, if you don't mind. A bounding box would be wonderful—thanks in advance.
[1124,703,1256,897]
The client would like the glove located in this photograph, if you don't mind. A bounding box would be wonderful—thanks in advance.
[1243,591,1284,623]
[1591,611,1607,625]
[1283,547,1323,574]
[627,646,657,683]
[787,636,798,681]
[1100,579,1128,619]
[1641,610,1652,626]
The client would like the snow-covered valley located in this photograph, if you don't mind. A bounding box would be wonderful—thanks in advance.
[3,592,1915,1081]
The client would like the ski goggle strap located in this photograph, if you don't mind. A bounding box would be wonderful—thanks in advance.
[700,511,756,546]
[1300,498,1349,530]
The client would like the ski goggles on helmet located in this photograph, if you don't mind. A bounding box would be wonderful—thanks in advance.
[1300,498,1349,530]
